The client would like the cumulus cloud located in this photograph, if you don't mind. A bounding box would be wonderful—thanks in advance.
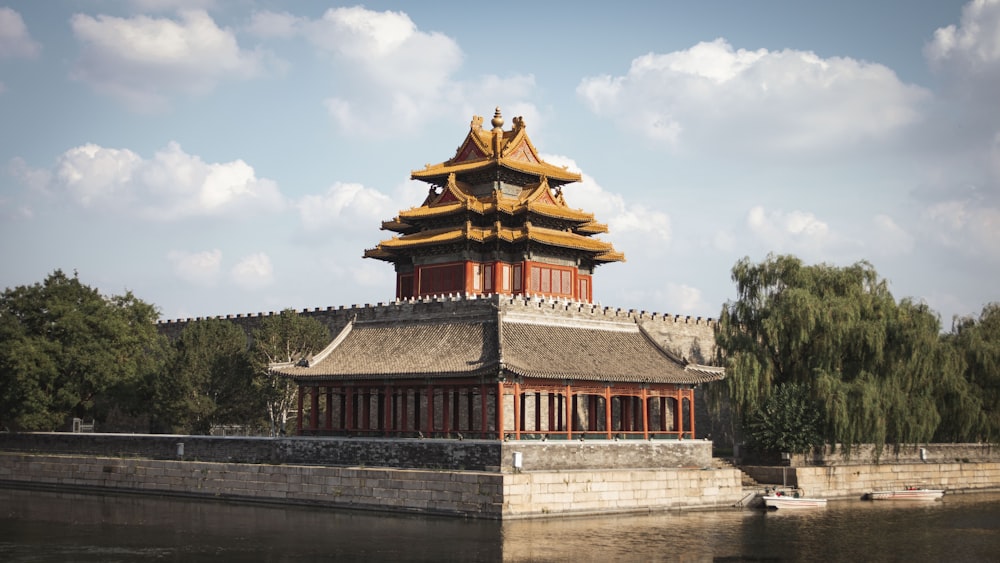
[168,249,222,286]
[51,142,284,219]
[925,0,1000,102]
[661,282,707,315]
[246,10,303,38]
[70,10,266,110]
[577,38,929,155]
[231,253,274,289]
[296,182,393,232]
[126,0,218,12]
[746,205,832,254]
[871,214,916,256]
[303,6,462,133]
[922,196,1000,261]
[0,7,40,58]
[545,154,671,244]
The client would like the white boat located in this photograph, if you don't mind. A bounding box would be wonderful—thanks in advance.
[762,492,827,509]
[867,487,945,501]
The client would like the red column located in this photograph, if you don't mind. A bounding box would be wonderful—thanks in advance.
[687,388,696,439]
[401,388,409,432]
[345,387,354,431]
[325,387,333,431]
[641,388,649,440]
[296,386,304,435]
[442,388,451,434]
[548,393,556,432]
[480,384,488,437]
[426,385,435,435]
[383,386,391,436]
[673,389,682,437]
[310,387,319,432]
[513,382,521,440]
[605,386,613,439]
[496,382,505,439]
[565,384,572,440]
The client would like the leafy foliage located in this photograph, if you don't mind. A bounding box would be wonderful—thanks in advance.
[153,318,262,434]
[250,310,330,436]
[0,270,169,431]
[745,383,824,454]
[715,255,973,455]
[941,303,1000,442]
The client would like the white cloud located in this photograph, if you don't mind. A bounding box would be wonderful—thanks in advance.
[922,197,1000,260]
[296,182,393,232]
[168,249,222,286]
[661,282,707,315]
[70,10,266,110]
[0,7,40,58]
[746,205,832,253]
[926,0,1000,89]
[871,214,916,256]
[544,154,671,244]
[303,6,463,134]
[231,253,274,289]
[126,0,217,12]
[51,142,284,219]
[578,38,929,155]
[246,10,303,39]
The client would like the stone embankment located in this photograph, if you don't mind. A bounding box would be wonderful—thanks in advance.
[0,433,741,519]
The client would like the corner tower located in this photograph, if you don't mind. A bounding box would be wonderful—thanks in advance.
[364,108,624,302]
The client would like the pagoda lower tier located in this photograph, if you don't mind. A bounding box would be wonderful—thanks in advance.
[395,259,593,302]
[270,294,724,440]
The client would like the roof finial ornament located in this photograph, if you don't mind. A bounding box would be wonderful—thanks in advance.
[491,107,504,130]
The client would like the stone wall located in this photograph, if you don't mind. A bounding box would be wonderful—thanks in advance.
[503,467,744,518]
[740,462,1000,499]
[0,453,504,518]
[0,433,713,471]
[0,452,743,519]
[787,443,1000,465]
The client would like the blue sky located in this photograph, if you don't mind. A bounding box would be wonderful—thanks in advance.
[1,0,997,328]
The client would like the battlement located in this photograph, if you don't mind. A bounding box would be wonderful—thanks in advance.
[156,292,717,327]
[155,293,719,363]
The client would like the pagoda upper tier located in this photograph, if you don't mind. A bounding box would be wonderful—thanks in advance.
[365,108,624,303]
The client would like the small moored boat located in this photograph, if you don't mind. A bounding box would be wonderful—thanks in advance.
[762,490,827,509]
[866,487,944,501]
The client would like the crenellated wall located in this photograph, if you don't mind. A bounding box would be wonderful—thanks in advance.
[155,293,719,364]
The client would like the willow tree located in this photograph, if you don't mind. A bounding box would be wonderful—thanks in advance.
[250,310,330,436]
[714,254,967,455]
[940,303,1000,442]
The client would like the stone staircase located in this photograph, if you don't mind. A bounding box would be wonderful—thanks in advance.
[713,457,767,508]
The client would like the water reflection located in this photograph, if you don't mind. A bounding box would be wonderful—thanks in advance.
[1,487,999,562]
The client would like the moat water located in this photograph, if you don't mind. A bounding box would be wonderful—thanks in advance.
[1,487,999,562]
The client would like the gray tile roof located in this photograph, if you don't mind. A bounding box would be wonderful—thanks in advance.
[272,307,724,385]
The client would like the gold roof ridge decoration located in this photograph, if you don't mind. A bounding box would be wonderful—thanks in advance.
[411,107,582,187]
[365,107,624,266]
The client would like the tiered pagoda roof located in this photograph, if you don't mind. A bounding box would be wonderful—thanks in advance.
[364,108,624,268]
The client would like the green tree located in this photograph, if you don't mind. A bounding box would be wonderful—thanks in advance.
[941,303,1000,442]
[0,270,168,431]
[154,318,261,434]
[250,310,330,436]
[714,254,970,456]
[745,382,824,454]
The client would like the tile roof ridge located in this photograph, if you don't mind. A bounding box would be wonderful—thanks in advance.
[303,314,356,368]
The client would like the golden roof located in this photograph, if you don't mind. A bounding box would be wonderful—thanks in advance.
[411,108,582,186]
[364,221,624,263]
[393,174,596,227]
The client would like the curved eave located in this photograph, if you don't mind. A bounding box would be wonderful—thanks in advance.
[412,158,580,185]
[369,224,623,258]
[577,221,609,234]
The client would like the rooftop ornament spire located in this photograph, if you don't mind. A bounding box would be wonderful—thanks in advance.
[491,107,504,130]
